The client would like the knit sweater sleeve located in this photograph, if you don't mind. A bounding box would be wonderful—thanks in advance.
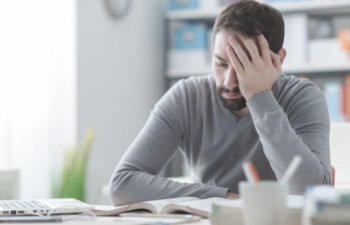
[246,79,332,194]
[109,79,228,206]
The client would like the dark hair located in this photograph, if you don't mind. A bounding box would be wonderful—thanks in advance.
[213,0,284,53]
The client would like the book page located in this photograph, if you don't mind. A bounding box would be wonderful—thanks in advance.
[117,214,201,224]
[93,203,156,216]
[161,197,235,217]
[148,196,199,213]
[93,197,198,216]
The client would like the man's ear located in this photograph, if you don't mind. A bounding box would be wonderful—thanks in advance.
[278,48,287,64]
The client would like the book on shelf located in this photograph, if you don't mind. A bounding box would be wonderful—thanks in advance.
[324,81,346,122]
[345,74,350,121]
[92,197,236,218]
[321,73,350,123]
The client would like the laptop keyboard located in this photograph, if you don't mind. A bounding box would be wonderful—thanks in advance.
[0,200,47,210]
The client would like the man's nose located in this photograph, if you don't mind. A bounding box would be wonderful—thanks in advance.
[223,67,238,90]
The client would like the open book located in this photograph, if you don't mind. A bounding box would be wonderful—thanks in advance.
[92,197,236,218]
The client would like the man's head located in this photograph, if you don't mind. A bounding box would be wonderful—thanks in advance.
[212,0,285,113]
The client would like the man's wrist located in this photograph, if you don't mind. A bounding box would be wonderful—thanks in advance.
[246,90,281,119]
[245,89,270,101]
[226,191,239,199]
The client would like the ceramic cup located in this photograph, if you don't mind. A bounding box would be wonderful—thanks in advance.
[239,181,288,225]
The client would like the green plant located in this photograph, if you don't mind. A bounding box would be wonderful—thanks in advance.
[52,129,94,201]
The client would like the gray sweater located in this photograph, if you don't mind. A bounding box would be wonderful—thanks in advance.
[109,74,332,206]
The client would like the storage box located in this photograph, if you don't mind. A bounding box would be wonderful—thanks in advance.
[283,13,308,67]
[174,23,208,49]
[168,0,199,11]
[309,38,349,64]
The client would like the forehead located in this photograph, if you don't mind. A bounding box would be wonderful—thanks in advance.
[213,30,238,59]
[214,30,236,48]
[213,30,255,57]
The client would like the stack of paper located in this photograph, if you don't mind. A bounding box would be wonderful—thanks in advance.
[303,186,350,225]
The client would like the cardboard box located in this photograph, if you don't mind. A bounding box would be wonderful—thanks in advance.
[174,23,208,49]
[168,0,199,11]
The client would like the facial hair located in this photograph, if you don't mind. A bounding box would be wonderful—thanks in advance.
[217,86,247,112]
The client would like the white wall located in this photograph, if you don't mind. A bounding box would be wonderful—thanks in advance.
[77,0,165,203]
[0,0,76,199]
[330,123,350,186]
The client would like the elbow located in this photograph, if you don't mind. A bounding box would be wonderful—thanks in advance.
[109,170,134,206]
[314,165,333,186]
[289,166,332,195]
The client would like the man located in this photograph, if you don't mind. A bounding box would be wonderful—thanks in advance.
[109,0,332,205]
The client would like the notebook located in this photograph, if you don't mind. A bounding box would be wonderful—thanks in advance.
[0,198,92,216]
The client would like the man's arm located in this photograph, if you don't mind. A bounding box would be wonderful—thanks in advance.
[109,81,228,206]
[248,84,331,194]
[226,33,331,194]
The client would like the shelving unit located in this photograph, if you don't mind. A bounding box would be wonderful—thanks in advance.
[166,0,350,21]
[165,0,350,79]
[165,1,350,79]
[167,63,350,78]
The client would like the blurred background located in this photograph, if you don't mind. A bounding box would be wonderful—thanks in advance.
[0,0,350,204]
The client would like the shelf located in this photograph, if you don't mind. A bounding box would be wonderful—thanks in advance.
[166,9,223,21]
[167,67,212,78]
[166,0,350,21]
[167,63,350,78]
[273,0,350,14]
[283,63,350,74]
[331,122,350,127]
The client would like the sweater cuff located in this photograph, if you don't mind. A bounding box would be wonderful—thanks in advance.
[207,186,230,198]
[246,91,282,120]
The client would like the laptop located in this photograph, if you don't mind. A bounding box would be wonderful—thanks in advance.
[0,198,92,216]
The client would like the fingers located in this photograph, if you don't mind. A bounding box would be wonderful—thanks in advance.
[226,34,277,74]
[270,50,282,72]
[226,45,244,74]
[228,34,263,65]
[256,34,271,62]
[227,37,249,72]
[240,36,260,62]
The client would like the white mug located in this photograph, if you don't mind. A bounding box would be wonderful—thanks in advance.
[239,181,288,225]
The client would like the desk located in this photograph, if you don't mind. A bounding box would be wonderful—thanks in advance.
[2,216,304,225]
[6,217,211,225]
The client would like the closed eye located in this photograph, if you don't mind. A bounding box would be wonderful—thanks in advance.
[215,62,228,67]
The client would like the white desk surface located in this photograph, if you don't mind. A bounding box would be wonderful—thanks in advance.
[6,216,211,225]
[7,216,303,225]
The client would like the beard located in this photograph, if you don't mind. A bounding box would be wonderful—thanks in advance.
[217,86,247,112]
